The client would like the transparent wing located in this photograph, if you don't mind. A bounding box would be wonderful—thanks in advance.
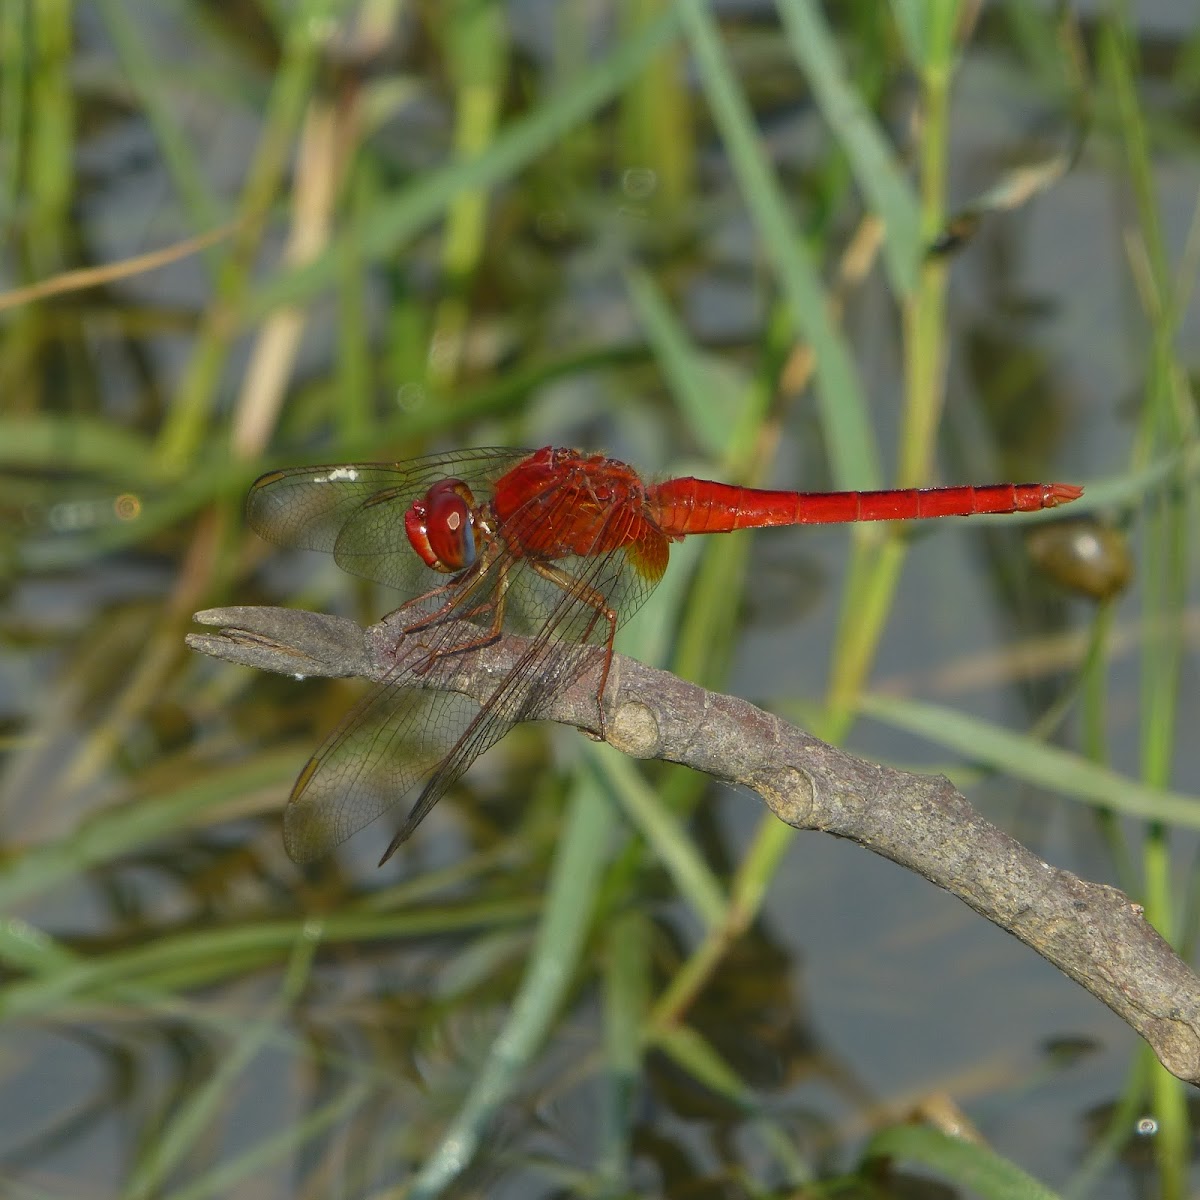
[245,447,533,592]
[280,466,672,863]
[283,669,497,864]
[375,533,665,862]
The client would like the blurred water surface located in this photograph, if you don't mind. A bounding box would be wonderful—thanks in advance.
[0,2,1197,1197]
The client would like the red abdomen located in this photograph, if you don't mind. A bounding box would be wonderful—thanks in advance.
[647,478,1083,535]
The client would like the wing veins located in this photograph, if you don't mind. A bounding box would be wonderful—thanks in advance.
[381,479,664,856]
[283,453,670,861]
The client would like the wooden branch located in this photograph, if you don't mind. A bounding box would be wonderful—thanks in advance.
[187,605,1200,1086]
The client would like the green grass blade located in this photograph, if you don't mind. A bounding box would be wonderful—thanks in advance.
[94,0,224,237]
[594,747,728,928]
[0,753,298,909]
[679,0,878,490]
[865,1125,1061,1200]
[860,693,1200,829]
[243,9,684,319]
[0,414,155,474]
[406,762,614,1198]
[624,265,744,460]
[124,925,321,1200]
[162,1080,371,1200]
[598,909,649,1189]
[776,0,921,293]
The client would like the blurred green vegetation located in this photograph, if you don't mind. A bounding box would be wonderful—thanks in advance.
[0,1,1197,1197]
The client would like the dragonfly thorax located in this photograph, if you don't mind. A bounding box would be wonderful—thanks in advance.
[404,478,482,572]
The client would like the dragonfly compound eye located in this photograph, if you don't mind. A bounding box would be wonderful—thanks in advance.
[404,479,477,572]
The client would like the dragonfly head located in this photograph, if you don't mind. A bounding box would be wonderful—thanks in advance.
[405,479,480,572]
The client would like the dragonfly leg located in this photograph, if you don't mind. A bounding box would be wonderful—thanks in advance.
[408,558,513,677]
[401,596,500,644]
[530,560,618,737]
[382,577,463,634]
[382,554,503,664]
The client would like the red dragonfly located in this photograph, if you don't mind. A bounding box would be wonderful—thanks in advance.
[247,446,1082,864]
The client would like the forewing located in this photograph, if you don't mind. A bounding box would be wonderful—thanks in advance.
[374,481,672,857]
[283,677,486,863]
[280,457,673,862]
[245,448,532,591]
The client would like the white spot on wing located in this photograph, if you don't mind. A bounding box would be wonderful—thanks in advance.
[319,467,360,483]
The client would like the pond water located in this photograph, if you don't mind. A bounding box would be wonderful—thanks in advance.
[1,2,1197,1197]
